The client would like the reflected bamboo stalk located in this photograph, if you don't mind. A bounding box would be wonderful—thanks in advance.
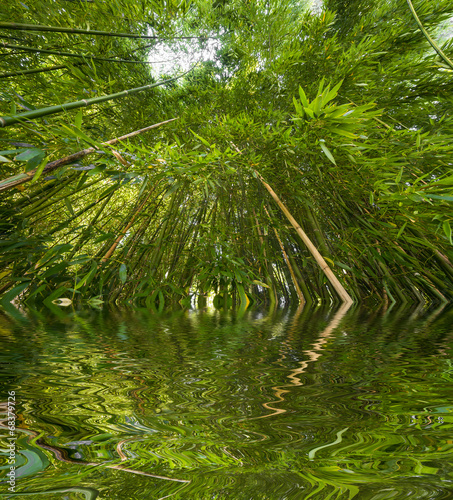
[287,301,352,386]
[247,301,352,421]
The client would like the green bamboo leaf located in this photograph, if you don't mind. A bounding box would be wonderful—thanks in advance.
[397,221,408,239]
[31,158,48,183]
[74,261,97,289]
[75,109,83,129]
[298,86,309,107]
[427,194,453,201]
[0,155,12,162]
[396,167,403,183]
[443,221,452,244]
[0,282,29,304]
[435,175,453,185]
[15,148,43,162]
[64,197,75,216]
[119,263,127,284]
[324,80,343,103]
[190,129,211,148]
[319,141,336,165]
[328,127,357,139]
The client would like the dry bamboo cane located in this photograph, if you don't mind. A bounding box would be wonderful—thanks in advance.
[256,171,353,305]
[0,118,178,192]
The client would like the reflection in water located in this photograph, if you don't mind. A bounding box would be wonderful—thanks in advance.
[0,303,453,499]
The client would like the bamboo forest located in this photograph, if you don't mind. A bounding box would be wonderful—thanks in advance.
[1,0,453,499]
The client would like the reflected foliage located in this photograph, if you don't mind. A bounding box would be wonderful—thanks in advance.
[0,304,453,498]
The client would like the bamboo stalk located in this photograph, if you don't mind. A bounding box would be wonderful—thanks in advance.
[0,67,188,127]
[0,22,217,41]
[256,172,353,305]
[0,118,178,191]
[1,42,161,64]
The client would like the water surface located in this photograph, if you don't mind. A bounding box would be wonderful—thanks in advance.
[1,304,453,499]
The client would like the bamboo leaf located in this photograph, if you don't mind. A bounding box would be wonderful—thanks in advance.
[397,221,408,239]
[31,158,48,183]
[443,221,452,244]
[64,198,75,216]
[15,149,43,162]
[190,129,211,148]
[0,282,29,304]
[319,141,336,165]
[74,261,97,289]
[75,109,83,129]
[119,263,127,284]
[252,280,270,288]
[298,86,309,107]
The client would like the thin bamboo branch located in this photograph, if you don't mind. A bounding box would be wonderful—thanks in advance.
[0,63,76,79]
[0,22,219,41]
[1,42,165,64]
[256,171,353,305]
[0,118,178,191]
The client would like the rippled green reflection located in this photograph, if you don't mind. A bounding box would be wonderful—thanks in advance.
[1,304,453,499]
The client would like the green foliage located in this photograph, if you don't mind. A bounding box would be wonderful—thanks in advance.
[0,0,453,305]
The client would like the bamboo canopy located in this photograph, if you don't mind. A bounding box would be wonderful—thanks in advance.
[0,0,452,307]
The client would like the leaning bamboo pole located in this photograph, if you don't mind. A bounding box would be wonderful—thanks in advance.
[0,118,178,191]
[0,63,193,127]
[256,172,353,305]
[406,0,453,71]
[0,22,218,41]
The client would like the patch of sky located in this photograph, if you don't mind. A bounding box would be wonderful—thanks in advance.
[147,33,222,78]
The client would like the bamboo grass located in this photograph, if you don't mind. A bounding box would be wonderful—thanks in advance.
[0,118,178,190]
[1,42,166,65]
[406,0,453,70]
[257,171,354,305]
[0,22,217,41]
